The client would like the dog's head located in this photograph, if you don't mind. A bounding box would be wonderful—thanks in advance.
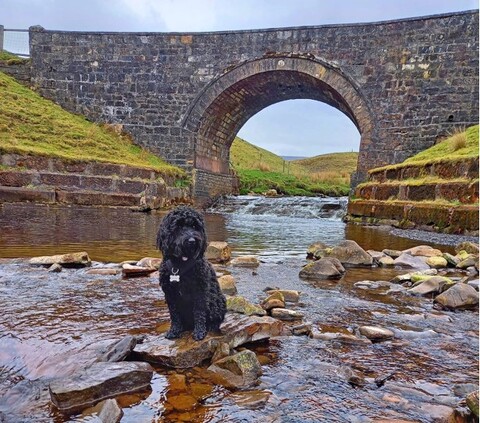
[156,206,207,264]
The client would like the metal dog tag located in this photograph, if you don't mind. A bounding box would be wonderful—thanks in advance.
[170,268,180,283]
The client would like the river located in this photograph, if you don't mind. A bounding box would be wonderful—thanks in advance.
[0,197,478,422]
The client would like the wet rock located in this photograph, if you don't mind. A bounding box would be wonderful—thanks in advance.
[367,250,385,262]
[299,257,345,280]
[358,326,394,342]
[328,240,373,266]
[226,296,266,316]
[230,255,260,267]
[291,322,312,336]
[133,313,283,368]
[426,256,448,269]
[270,308,304,321]
[261,292,285,311]
[29,251,91,267]
[230,390,271,409]
[265,289,300,303]
[443,252,460,267]
[218,275,237,295]
[467,279,479,290]
[211,342,230,363]
[379,256,395,267]
[97,399,123,423]
[457,255,477,269]
[382,248,403,258]
[48,263,63,273]
[307,241,329,258]
[339,366,366,387]
[207,350,262,388]
[136,257,162,269]
[206,242,231,263]
[408,277,450,297]
[410,271,449,284]
[434,283,479,310]
[336,334,372,345]
[121,264,157,278]
[49,361,153,414]
[354,280,391,290]
[455,241,479,255]
[403,245,443,257]
[166,393,197,411]
[466,391,479,417]
[394,254,430,270]
[393,329,439,340]
[97,336,137,363]
[86,268,121,276]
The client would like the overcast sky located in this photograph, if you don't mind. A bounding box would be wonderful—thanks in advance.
[2,0,477,157]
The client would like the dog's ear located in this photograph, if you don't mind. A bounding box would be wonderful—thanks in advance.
[156,211,174,254]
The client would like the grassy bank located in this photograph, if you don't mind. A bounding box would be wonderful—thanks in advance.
[0,71,185,178]
[230,137,357,196]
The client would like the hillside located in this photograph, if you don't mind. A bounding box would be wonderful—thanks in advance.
[230,136,357,196]
[0,71,184,177]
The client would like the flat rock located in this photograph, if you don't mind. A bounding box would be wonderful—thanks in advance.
[86,268,121,276]
[97,336,137,363]
[270,308,304,321]
[382,249,403,258]
[394,253,430,270]
[133,313,283,368]
[359,325,394,342]
[408,277,450,297]
[29,251,91,267]
[299,257,345,280]
[121,264,157,278]
[230,255,260,267]
[403,245,443,257]
[434,283,479,310]
[49,361,153,414]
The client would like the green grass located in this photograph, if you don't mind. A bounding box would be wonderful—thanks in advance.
[0,71,186,178]
[231,137,356,196]
[0,50,29,64]
[371,125,479,173]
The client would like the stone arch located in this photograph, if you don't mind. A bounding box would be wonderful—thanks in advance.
[182,55,374,176]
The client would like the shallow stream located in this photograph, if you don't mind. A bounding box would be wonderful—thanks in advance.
[0,197,478,422]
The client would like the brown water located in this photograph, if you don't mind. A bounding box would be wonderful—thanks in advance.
[0,200,478,422]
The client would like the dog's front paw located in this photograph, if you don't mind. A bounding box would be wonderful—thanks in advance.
[192,328,207,341]
[165,328,182,339]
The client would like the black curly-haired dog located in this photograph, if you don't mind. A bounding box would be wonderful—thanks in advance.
[156,206,226,341]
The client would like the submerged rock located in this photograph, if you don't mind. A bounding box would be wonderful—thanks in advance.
[29,251,91,267]
[133,313,283,368]
[207,349,262,388]
[299,257,345,280]
[49,361,153,414]
[434,283,479,310]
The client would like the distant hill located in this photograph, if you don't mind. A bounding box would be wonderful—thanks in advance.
[230,136,357,196]
[282,156,307,161]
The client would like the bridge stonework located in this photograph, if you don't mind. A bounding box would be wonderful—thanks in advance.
[28,11,478,203]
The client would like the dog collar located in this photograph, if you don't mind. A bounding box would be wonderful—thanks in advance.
[170,267,180,283]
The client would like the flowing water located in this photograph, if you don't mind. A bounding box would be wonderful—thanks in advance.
[0,198,478,422]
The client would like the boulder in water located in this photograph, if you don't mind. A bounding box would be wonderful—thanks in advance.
[394,254,430,270]
[434,283,479,310]
[206,242,232,263]
[403,245,443,257]
[299,257,345,280]
[226,296,266,316]
[230,256,260,267]
[29,251,91,267]
[218,275,237,295]
[328,240,373,266]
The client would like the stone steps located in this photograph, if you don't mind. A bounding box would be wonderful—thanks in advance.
[0,157,190,208]
[347,199,479,234]
[355,180,478,204]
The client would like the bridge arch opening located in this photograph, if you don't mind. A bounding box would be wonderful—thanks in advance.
[182,56,374,199]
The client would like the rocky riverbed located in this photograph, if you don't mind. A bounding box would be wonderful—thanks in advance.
[0,238,478,422]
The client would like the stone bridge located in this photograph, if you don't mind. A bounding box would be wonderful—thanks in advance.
[28,10,478,203]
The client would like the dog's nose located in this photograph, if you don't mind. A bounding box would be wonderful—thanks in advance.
[188,237,196,244]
